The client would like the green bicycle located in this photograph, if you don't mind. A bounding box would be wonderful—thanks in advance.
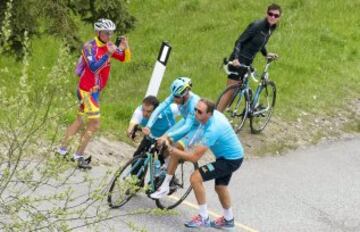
[107,136,198,209]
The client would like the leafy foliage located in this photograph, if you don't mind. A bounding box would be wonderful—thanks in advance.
[0,0,135,57]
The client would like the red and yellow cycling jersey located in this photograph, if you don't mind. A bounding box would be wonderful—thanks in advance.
[78,37,131,92]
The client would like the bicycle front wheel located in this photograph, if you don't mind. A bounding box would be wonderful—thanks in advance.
[250,81,276,134]
[216,84,250,133]
[107,155,147,208]
[155,161,198,210]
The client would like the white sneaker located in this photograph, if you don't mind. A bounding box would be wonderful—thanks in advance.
[150,185,170,199]
[56,147,68,156]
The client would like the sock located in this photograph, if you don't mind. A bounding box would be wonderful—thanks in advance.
[199,204,208,219]
[223,207,234,221]
[160,174,173,189]
[57,147,68,155]
[73,152,83,160]
[164,156,170,167]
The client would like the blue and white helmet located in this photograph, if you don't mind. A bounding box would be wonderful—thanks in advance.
[94,18,116,31]
[170,77,192,97]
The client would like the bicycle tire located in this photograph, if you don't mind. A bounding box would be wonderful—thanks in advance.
[155,161,199,210]
[250,81,276,134]
[216,84,250,133]
[107,155,147,208]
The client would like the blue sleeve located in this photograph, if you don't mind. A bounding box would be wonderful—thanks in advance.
[83,42,109,73]
[167,112,196,141]
[146,95,173,129]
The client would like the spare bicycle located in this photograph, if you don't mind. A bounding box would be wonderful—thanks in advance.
[216,56,278,133]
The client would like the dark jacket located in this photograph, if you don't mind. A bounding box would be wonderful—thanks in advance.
[230,18,276,62]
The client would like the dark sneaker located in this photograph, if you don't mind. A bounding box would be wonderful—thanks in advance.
[184,215,210,228]
[210,216,235,230]
[71,155,92,164]
[169,176,179,194]
[77,157,92,169]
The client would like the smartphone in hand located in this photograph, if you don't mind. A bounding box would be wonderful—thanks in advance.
[115,36,125,47]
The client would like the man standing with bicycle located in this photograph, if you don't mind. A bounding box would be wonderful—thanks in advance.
[57,18,131,169]
[217,3,281,112]
[152,99,244,230]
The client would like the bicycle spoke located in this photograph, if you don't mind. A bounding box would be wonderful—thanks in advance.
[250,81,276,133]
[108,156,148,208]
[155,161,198,209]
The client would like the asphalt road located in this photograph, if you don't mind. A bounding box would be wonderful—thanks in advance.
[81,136,360,232]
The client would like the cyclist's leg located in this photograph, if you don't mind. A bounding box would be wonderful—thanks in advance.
[58,89,86,154]
[77,118,100,155]
[185,159,237,228]
[60,115,83,152]
[150,127,198,198]
[74,90,100,167]
[211,158,243,229]
[217,64,247,112]
[217,78,241,112]
[166,126,198,175]
[218,57,252,112]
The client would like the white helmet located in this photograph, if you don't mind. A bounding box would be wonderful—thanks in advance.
[94,18,116,31]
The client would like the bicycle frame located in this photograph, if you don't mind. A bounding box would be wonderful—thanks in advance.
[128,152,157,192]
[221,57,276,121]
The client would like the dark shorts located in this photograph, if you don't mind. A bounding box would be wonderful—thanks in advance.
[199,158,243,186]
[227,65,249,81]
[227,57,252,81]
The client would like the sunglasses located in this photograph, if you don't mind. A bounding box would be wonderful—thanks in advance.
[174,88,188,98]
[102,31,114,36]
[194,107,204,115]
[267,12,280,18]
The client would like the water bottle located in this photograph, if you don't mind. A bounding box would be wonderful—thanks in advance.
[154,159,161,177]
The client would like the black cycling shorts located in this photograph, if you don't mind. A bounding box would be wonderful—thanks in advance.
[227,56,252,81]
[227,65,248,81]
[199,158,243,186]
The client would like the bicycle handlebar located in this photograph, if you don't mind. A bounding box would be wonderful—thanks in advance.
[130,124,142,140]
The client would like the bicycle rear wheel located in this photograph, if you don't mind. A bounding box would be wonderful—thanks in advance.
[250,81,276,134]
[155,161,198,210]
[216,84,250,133]
[107,155,147,208]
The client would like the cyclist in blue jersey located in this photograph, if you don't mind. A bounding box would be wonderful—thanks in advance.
[143,77,200,145]
[152,99,244,230]
[127,95,179,157]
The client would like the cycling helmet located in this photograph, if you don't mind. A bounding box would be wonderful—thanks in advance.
[170,77,192,97]
[94,18,116,31]
[178,77,192,88]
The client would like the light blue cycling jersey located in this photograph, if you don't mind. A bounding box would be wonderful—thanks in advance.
[146,92,200,142]
[182,110,244,160]
[131,104,179,138]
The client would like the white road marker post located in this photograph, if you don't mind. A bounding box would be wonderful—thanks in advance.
[145,41,172,97]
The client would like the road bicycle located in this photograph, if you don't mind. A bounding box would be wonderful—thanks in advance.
[107,133,198,210]
[216,57,277,133]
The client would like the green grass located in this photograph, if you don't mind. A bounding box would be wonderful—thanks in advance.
[1,0,359,142]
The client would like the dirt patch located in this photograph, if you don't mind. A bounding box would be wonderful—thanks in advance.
[85,98,360,165]
[240,98,360,158]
